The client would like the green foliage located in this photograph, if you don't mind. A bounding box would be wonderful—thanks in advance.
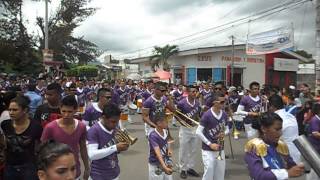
[0,0,43,74]
[149,44,179,72]
[66,65,98,77]
[35,0,102,65]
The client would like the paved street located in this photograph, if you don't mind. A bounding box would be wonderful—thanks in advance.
[115,114,306,180]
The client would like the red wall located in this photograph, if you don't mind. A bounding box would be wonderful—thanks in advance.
[265,53,297,88]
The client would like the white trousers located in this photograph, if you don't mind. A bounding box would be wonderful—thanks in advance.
[148,163,173,180]
[179,126,199,171]
[201,150,225,180]
[307,169,320,180]
[244,124,257,139]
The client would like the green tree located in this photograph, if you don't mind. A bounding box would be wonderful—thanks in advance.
[35,0,102,65]
[149,44,179,72]
[0,0,42,74]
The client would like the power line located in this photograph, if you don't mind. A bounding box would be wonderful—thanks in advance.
[117,0,310,59]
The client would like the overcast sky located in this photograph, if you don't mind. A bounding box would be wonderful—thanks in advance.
[22,0,316,60]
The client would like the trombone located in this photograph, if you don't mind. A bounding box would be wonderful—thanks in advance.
[172,109,200,128]
[114,128,138,145]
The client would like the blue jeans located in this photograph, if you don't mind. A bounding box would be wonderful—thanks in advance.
[4,163,38,180]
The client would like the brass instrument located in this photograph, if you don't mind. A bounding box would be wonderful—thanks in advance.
[230,116,241,139]
[216,125,225,160]
[172,109,200,128]
[114,128,138,145]
[155,157,179,175]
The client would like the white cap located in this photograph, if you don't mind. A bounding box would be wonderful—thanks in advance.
[228,86,236,93]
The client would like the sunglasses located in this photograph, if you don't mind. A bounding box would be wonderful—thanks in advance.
[160,89,167,92]
[102,95,112,99]
[215,100,225,104]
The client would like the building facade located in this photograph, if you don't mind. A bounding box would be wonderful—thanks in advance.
[130,45,309,88]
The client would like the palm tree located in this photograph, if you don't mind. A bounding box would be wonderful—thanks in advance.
[149,44,179,72]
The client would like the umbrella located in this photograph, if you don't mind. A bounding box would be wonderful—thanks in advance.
[127,73,142,80]
[155,70,172,80]
[143,72,159,78]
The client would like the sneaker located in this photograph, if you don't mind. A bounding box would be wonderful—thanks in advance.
[180,171,187,179]
[187,169,200,177]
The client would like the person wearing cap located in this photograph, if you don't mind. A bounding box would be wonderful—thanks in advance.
[142,82,175,136]
[200,82,212,111]
[177,85,201,179]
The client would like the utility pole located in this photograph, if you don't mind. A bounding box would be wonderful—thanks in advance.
[44,0,48,49]
[316,0,320,95]
[231,35,235,87]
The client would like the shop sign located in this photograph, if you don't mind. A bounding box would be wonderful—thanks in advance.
[274,58,298,71]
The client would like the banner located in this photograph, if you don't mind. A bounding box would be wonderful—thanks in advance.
[246,26,294,55]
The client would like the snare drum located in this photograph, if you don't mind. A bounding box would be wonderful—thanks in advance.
[120,113,128,121]
[137,99,143,108]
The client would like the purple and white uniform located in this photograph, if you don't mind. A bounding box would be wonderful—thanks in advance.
[237,95,262,124]
[143,95,168,123]
[177,97,201,171]
[141,89,153,101]
[35,86,46,96]
[308,115,320,152]
[83,103,102,127]
[116,87,129,106]
[87,122,120,180]
[171,89,183,104]
[245,138,296,180]
[126,85,136,102]
[148,129,172,180]
[196,108,228,180]
[201,89,212,106]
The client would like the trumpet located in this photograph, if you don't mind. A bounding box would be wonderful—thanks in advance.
[216,125,225,160]
[155,157,179,175]
[172,109,200,128]
[114,128,138,145]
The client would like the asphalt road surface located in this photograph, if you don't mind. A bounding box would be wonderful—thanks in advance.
[89,114,306,180]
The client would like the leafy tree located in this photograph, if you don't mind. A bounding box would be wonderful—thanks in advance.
[0,0,42,74]
[149,44,179,72]
[35,0,102,65]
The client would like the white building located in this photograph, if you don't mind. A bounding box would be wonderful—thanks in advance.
[129,45,310,88]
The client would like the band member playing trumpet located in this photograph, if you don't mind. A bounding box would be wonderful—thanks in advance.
[148,112,173,180]
[115,80,130,130]
[177,85,201,179]
[236,81,262,138]
[170,84,184,126]
[196,93,228,180]
[87,103,129,180]
[142,82,175,136]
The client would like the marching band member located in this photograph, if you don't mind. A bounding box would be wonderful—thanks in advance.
[177,85,201,179]
[87,103,129,180]
[142,82,175,137]
[115,80,130,130]
[306,103,320,180]
[244,112,305,180]
[268,95,301,163]
[141,80,154,136]
[83,88,113,128]
[236,81,262,138]
[200,82,212,111]
[148,112,173,180]
[126,79,136,123]
[196,93,228,180]
[170,84,184,127]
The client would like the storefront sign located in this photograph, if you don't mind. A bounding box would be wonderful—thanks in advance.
[221,56,264,63]
[198,55,212,62]
[274,58,298,71]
